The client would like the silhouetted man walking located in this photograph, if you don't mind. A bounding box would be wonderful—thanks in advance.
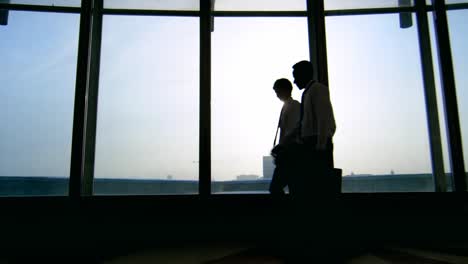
[291,60,336,198]
[269,78,300,195]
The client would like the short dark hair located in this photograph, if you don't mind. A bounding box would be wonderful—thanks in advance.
[273,78,293,93]
[292,60,314,76]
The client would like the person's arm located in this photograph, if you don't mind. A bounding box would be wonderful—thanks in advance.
[280,102,300,145]
[271,121,299,156]
[285,102,301,136]
[314,85,333,150]
[280,125,299,146]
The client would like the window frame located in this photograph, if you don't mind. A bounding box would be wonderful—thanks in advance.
[0,0,465,197]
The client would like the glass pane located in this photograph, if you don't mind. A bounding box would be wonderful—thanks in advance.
[212,17,309,193]
[214,0,306,11]
[325,0,414,11]
[94,16,199,195]
[448,9,468,180]
[0,11,79,196]
[446,0,468,4]
[326,14,434,192]
[0,0,80,7]
[104,0,199,10]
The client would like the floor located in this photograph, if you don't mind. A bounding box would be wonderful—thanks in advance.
[101,243,468,264]
[1,242,467,263]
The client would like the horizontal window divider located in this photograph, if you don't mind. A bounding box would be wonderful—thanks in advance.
[325,6,416,16]
[0,3,80,13]
[102,9,199,16]
[446,3,468,11]
[103,10,310,17]
[212,11,307,17]
[2,4,466,17]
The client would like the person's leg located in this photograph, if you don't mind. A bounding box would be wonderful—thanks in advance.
[326,139,334,169]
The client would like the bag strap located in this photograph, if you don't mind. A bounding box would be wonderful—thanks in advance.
[273,107,283,147]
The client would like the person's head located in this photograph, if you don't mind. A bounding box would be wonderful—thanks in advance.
[292,60,314,89]
[273,78,293,102]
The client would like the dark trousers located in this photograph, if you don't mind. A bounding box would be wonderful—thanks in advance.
[269,137,335,196]
[289,137,335,198]
[288,138,337,245]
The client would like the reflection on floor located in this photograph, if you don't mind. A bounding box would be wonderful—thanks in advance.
[103,244,468,264]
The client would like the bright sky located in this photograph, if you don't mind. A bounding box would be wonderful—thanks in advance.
[0,7,467,181]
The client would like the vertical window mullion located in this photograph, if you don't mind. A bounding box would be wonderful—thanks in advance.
[69,0,93,197]
[200,0,212,196]
[415,0,447,191]
[307,0,329,85]
[82,0,104,196]
[431,0,466,192]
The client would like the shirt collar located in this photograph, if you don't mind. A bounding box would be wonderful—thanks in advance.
[303,80,316,96]
[282,97,294,106]
[305,79,316,90]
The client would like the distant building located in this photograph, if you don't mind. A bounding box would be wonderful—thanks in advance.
[263,156,275,179]
[236,174,260,181]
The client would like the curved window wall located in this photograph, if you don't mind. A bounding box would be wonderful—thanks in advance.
[1,0,466,196]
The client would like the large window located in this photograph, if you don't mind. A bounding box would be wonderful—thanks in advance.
[93,15,199,195]
[326,13,435,192]
[0,11,79,196]
[211,17,309,193]
[2,2,466,197]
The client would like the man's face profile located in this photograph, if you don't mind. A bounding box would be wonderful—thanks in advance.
[293,70,306,89]
[274,87,288,102]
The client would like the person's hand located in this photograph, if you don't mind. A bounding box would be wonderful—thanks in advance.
[316,142,326,150]
[271,145,283,157]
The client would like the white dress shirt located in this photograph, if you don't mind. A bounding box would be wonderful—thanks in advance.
[300,80,336,139]
[279,97,300,145]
